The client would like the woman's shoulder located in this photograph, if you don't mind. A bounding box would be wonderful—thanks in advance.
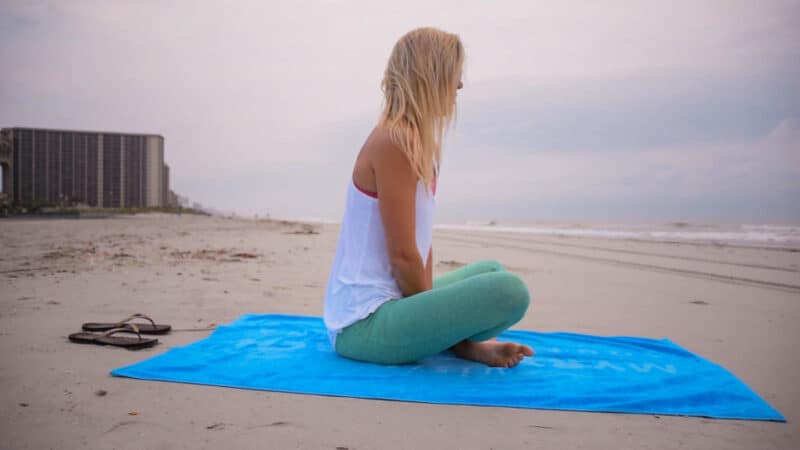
[353,125,411,193]
[365,125,397,154]
[364,125,407,169]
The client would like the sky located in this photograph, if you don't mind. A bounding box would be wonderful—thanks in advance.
[1,0,798,223]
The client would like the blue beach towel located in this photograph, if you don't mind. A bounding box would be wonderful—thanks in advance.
[112,314,784,421]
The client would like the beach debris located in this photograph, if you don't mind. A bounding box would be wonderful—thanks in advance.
[438,260,466,268]
[169,248,260,263]
[689,300,710,306]
[105,420,143,434]
[128,411,139,416]
[284,224,319,235]
[296,228,319,235]
[206,422,227,430]
[18,402,28,407]
[95,390,108,397]
[41,245,97,260]
[246,421,289,430]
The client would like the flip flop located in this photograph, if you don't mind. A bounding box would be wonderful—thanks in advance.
[82,313,171,334]
[68,324,159,350]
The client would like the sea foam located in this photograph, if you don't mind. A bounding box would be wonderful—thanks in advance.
[434,221,800,249]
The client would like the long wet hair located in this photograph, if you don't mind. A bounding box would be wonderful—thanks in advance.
[380,27,464,190]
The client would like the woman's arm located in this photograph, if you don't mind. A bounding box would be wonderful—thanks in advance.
[373,131,429,297]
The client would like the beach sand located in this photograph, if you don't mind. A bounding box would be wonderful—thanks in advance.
[1,214,797,449]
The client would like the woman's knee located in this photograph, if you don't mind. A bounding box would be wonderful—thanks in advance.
[490,271,530,314]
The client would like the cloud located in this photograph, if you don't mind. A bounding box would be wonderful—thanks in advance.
[453,66,800,154]
[437,117,800,221]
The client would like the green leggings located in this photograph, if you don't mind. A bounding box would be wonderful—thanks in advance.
[334,260,531,365]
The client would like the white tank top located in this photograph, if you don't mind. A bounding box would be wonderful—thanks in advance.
[323,174,436,346]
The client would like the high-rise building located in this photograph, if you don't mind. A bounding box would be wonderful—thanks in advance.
[0,127,169,208]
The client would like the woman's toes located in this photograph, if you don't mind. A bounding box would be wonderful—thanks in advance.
[518,345,533,357]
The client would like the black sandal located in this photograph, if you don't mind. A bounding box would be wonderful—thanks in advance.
[82,313,171,334]
[69,324,159,350]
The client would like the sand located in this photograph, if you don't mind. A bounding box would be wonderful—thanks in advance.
[1,214,797,449]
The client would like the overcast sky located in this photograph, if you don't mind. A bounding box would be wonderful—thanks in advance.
[1,1,798,223]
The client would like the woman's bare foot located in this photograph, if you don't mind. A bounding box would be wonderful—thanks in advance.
[451,339,534,368]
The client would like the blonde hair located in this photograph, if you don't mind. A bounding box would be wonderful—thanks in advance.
[380,27,464,189]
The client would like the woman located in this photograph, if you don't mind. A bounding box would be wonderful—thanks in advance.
[323,27,534,368]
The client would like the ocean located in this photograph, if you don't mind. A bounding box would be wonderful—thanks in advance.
[433,221,800,250]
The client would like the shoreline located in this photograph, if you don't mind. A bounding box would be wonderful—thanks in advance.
[251,215,800,251]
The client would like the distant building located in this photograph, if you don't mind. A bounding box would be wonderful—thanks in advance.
[175,193,190,208]
[0,130,11,202]
[168,190,179,208]
[162,163,170,207]
[0,127,170,208]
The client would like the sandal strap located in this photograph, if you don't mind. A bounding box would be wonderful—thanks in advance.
[115,313,157,329]
[100,324,144,341]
